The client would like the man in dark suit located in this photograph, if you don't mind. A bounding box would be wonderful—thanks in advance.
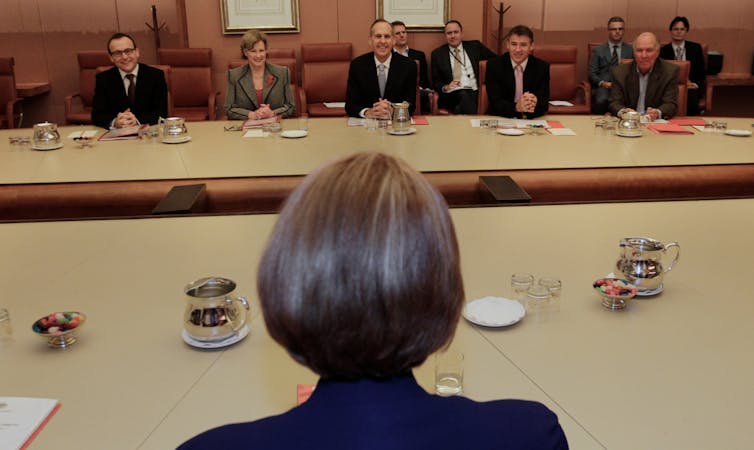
[660,16,705,115]
[609,32,679,120]
[345,19,417,118]
[589,16,634,114]
[485,25,550,118]
[431,20,496,114]
[91,33,168,129]
[392,20,430,113]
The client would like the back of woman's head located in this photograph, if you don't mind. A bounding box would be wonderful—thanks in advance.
[257,152,464,378]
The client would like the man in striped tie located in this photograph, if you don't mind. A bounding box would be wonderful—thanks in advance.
[589,17,634,114]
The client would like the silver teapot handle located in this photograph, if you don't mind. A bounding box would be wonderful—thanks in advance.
[225,295,249,334]
[662,242,680,273]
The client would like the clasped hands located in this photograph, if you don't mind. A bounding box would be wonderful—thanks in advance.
[114,109,138,128]
[515,92,538,114]
[367,98,393,120]
[249,104,275,120]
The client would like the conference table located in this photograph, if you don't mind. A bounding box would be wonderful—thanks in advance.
[3,198,753,449]
[1,115,754,221]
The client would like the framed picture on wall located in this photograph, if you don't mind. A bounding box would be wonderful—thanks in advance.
[377,0,450,32]
[221,0,300,34]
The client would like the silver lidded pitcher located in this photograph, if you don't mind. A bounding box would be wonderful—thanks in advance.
[159,116,188,138]
[615,237,680,292]
[183,277,249,341]
[32,122,61,148]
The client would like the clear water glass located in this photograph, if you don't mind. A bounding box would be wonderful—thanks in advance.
[511,273,534,301]
[435,350,463,396]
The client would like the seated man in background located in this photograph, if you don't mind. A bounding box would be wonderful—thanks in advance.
[485,25,549,118]
[92,33,168,129]
[392,20,430,113]
[660,16,706,116]
[431,20,496,114]
[608,32,679,120]
[345,19,417,118]
[589,16,633,114]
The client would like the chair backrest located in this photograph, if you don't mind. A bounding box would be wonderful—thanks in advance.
[158,48,212,109]
[267,48,295,59]
[301,43,352,103]
[534,45,578,100]
[477,59,488,115]
[77,51,112,106]
[0,57,17,106]
[666,59,690,116]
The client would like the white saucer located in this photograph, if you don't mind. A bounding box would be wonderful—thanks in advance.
[162,136,192,144]
[31,142,64,151]
[497,128,525,136]
[635,284,664,297]
[615,130,642,138]
[181,325,250,349]
[387,127,416,136]
[463,296,525,327]
[281,130,308,138]
[724,129,752,137]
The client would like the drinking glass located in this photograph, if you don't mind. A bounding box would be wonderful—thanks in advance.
[511,273,534,301]
[435,350,463,396]
[0,308,12,345]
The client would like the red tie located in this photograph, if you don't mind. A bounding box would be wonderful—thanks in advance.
[514,65,524,102]
[126,73,135,104]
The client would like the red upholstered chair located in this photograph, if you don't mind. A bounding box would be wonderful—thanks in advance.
[0,57,23,129]
[477,60,488,115]
[666,59,690,117]
[65,51,111,124]
[158,48,217,121]
[533,45,590,114]
[300,43,352,117]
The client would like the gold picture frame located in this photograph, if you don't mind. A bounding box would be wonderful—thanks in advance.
[221,0,300,34]
[377,0,450,32]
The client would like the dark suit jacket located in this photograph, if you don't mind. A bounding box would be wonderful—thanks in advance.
[485,53,550,118]
[91,64,168,129]
[659,40,705,88]
[608,59,679,118]
[395,48,429,88]
[225,62,295,120]
[345,52,417,117]
[430,40,496,94]
[589,41,633,87]
[178,374,569,450]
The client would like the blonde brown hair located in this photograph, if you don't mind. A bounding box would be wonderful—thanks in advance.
[239,29,268,58]
[257,152,464,379]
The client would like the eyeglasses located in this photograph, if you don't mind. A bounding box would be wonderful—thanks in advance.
[671,27,687,31]
[394,31,407,35]
[608,27,624,31]
[110,48,136,58]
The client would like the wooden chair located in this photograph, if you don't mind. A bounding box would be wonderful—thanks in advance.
[300,43,351,117]
[65,51,112,124]
[666,59,690,117]
[158,48,217,121]
[534,45,591,114]
[0,57,23,129]
[477,60,489,115]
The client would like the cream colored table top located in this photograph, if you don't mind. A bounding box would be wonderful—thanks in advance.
[3,199,754,449]
[1,115,752,184]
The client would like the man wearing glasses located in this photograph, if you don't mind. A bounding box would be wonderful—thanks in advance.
[92,33,168,129]
[589,17,633,114]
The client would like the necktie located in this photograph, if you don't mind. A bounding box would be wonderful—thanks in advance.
[126,73,135,104]
[377,64,387,98]
[610,45,618,65]
[514,64,524,102]
[452,47,462,81]
[675,46,684,60]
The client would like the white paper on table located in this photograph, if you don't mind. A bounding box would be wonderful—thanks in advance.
[243,129,266,138]
[67,130,98,139]
[0,397,60,450]
[549,100,574,106]
[470,119,482,128]
[324,102,346,108]
[347,117,366,127]
[548,128,577,136]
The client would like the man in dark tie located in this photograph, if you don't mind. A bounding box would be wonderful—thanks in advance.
[91,33,168,129]
[589,17,634,114]
[485,25,549,118]
[345,19,417,118]
[659,16,706,115]
[430,20,496,114]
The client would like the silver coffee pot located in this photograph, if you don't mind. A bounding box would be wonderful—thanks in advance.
[32,122,61,147]
[617,111,642,137]
[183,277,249,341]
[159,117,188,137]
[615,237,680,292]
[392,101,411,132]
